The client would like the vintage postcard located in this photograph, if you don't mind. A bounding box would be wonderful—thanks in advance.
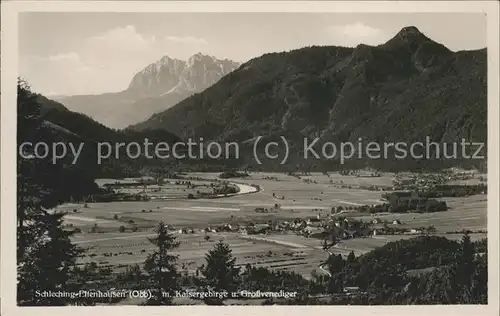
[1,1,499,315]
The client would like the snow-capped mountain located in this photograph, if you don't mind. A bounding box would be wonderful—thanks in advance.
[127,56,186,96]
[54,53,241,129]
[127,53,240,97]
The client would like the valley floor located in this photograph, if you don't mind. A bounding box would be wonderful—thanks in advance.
[54,171,487,304]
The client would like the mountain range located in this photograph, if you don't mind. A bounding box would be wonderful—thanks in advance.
[54,53,240,129]
[132,27,486,143]
[37,26,487,172]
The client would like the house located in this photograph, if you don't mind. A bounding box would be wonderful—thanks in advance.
[304,225,320,233]
[307,220,322,228]
[220,224,233,232]
[254,224,271,234]
[293,221,307,229]
[392,220,401,225]
[239,228,249,235]
[306,217,321,225]
[343,229,357,239]
[343,286,360,293]
[304,226,327,238]
[407,229,421,234]
[372,219,378,224]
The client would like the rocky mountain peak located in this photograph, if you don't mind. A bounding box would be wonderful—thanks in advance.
[381,26,434,51]
[126,53,240,97]
[397,26,425,38]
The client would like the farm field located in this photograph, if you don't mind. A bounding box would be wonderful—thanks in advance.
[73,227,487,281]
[333,233,487,255]
[74,231,326,279]
[95,178,254,199]
[352,194,487,232]
[56,172,487,279]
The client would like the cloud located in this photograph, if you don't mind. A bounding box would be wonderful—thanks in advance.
[31,52,87,68]
[326,23,389,47]
[86,25,156,53]
[48,53,91,72]
[48,52,81,62]
[21,25,213,95]
[21,52,94,95]
[165,36,208,45]
[23,26,159,95]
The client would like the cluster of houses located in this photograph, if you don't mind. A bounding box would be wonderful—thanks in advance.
[202,218,324,237]
[303,178,318,184]
[181,213,377,240]
[239,216,327,238]
[392,175,444,191]
[172,212,429,240]
[263,176,280,181]
[338,169,380,177]
[171,214,332,238]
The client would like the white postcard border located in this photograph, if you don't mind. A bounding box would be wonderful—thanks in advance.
[1,1,499,315]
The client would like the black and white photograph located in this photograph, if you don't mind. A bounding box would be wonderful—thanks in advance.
[1,1,499,314]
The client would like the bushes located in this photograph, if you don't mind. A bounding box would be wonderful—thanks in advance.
[219,171,249,179]
[90,224,99,233]
[242,266,310,292]
[385,198,448,213]
[119,225,126,233]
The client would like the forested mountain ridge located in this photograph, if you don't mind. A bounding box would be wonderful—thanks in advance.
[31,89,182,178]
[131,26,486,171]
[30,26,487,173]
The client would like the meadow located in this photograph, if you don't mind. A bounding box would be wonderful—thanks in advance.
[55,172,487,279]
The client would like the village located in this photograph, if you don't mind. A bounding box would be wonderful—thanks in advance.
[70,169,488,246]
[51,169,486,296]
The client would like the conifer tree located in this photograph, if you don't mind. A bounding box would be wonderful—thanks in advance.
[143,221,180,305]
[17,79,85,306]
[347,251,356,264]
[200,240,240,305]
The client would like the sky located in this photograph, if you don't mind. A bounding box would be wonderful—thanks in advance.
[19,12,487,96]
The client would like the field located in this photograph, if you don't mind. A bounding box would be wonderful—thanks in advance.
[74,231,326,279]
[55,172,487,280]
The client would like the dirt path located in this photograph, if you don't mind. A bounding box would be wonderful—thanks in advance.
[237,235,309,248]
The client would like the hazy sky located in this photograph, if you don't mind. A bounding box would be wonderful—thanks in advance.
[19,12,486,96]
